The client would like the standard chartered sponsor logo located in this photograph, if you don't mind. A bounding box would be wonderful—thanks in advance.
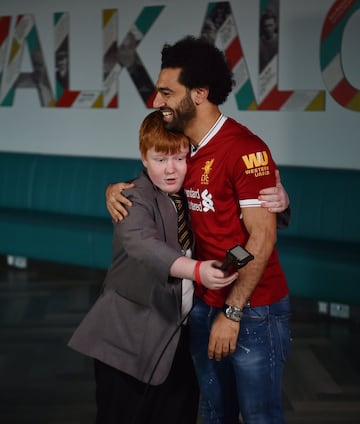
[201,189,215,212]
[187,188,215,213]
[185,188,200,199]
[188,201,203,211]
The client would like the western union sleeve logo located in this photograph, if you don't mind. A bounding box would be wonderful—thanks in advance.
[242,151,269,169]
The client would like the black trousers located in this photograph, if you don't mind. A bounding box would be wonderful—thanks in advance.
[94,326,199,424]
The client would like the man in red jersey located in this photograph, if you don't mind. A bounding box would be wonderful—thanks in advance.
[106,36,291,424]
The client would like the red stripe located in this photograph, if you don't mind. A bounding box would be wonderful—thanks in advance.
[225,37,243,69]
[331,78,357,104]
[145,90,157,108]
[321,0,356,40]
[0,17,11,44]
[56,90,80,107]
[107,94,118,108]
[258,86,293,110]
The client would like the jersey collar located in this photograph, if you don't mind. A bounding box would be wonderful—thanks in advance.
[190,114,227,156]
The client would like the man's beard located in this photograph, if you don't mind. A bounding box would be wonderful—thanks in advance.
[163,93,196,132]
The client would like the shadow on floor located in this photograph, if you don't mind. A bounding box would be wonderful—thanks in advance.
[0,257,359,423]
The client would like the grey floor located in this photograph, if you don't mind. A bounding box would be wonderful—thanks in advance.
[0,256,359,424]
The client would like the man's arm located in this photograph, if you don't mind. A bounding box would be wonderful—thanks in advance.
[106,171,290,221]
[207,207,277,361]
[106,182,135,222]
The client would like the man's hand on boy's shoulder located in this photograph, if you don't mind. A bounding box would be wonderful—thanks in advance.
[106,182,135,222]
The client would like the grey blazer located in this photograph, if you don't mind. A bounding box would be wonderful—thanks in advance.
[68,171,186,385]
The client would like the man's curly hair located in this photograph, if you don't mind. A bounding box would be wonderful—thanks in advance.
[161,36,234,105]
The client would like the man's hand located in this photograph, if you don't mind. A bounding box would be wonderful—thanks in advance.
[258,169,289,213]
[105,182,135,222]
[208,312,240,361]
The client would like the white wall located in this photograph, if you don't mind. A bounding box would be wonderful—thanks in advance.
[0,0,359,169]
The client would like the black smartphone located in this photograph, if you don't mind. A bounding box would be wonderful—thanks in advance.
[219,244,254,271]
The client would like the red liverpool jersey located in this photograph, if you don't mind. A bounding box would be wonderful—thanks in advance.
[184,116,288,307]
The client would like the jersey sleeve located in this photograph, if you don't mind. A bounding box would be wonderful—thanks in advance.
[230,133,277,208]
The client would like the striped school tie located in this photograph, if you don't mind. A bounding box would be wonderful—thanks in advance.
[170,192,193,251]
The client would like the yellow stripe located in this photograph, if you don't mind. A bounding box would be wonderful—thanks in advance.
[103,9,116,27]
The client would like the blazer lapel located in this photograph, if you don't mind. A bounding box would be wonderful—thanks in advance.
[155,190,183,310]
